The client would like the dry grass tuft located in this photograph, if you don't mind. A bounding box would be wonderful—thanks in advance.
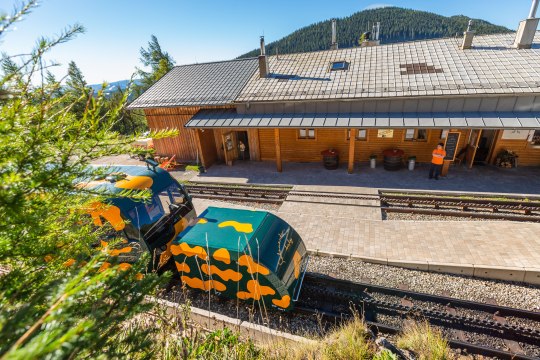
[263,313,375,360]
[397,321,452,360]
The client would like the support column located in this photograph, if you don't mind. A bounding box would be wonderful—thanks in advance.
[348,128,356,174]
[194,129,206,168]
[274,128,282,172]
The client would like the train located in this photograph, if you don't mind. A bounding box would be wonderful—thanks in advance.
[80,160,308,311]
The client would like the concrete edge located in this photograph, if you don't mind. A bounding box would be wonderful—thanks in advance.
[377,187,540,200]
[307,251,540,285]
[148,297,316,345]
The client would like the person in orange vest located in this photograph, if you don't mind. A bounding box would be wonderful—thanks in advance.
[429,143,446,180]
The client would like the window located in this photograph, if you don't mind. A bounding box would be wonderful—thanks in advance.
[298,128,315,139]
[347,129,367,141]
[404,129,427,141]
[531,130,540,146]
[330,61,349,71]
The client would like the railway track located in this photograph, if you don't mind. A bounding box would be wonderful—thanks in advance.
[185,183,540,222]
[298,272,540,360]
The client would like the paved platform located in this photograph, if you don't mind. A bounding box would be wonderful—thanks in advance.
[193,183,540,284]
[191,161,540,196]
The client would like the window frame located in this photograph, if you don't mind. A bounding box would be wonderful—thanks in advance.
[330,61,349,71]
[404,128,428,142]
[346,128,368,141]
[297,128,316,140]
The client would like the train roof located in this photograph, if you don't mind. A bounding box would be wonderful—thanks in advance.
[177,207,302,270]
[78,165,175,195]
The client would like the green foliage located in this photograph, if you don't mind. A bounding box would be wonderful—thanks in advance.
[0,2,177,358]
[239,7,510,58]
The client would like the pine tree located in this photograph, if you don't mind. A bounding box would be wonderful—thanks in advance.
[136,35,175,92]
[0,3,177,358]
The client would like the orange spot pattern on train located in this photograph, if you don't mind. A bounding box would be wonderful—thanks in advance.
[181,275,226,292]
[238,255,270,275]
[212,248,231,264]
[170,242,208,260]
[201,264,242,282]
[88,202,125,231]
[172,207,308,311]
[237,279,276,300]
[175,261,191,273]
[272,295,291,309]
[114,175,153,190]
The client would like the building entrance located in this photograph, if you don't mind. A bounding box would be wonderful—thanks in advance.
[473,130,497,164]
[235,131,250,160]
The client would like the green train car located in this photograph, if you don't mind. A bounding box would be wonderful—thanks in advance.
[80,163,196,271]
[171,206,309,311]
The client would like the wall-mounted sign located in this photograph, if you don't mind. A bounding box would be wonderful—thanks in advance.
[225,134,233,151]
[377,129,394,138]
[501,129,532,140]
[444,132,461,161]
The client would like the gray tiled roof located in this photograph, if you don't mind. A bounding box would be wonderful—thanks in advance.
[185,109,540,129]
[127,58,259,109]
[237,32,540,102]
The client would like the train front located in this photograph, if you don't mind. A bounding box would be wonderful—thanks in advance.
[83,165,196,271]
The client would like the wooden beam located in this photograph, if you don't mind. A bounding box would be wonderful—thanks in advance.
[348,128,356,174]
[274,128,282,172]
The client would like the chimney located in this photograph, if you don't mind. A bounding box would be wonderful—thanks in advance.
[514,0,539,49]
[360,22,381,47]
[258,36,268,78]
[330,19,338,50]
[461,20,475,49]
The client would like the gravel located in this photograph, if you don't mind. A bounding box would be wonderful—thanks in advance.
[383,211,497,222]
[307,256,540,312]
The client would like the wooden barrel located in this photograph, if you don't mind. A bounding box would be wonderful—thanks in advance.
[383,149,404,171]
[321,149,339,170]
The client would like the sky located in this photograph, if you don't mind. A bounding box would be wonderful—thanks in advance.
[0,0,533,84]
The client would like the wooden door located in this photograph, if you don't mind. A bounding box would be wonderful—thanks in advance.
[466,129,483,169]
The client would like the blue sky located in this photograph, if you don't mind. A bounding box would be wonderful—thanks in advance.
[0,0,532,84]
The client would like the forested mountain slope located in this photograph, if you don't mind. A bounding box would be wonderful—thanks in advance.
[239,7,511,58]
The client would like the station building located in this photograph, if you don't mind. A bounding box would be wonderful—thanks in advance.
[127,18,540,173]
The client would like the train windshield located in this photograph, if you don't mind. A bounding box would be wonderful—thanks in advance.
[125,183,189,234]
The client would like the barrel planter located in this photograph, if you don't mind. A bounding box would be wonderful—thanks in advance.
[321,149,339,170]
[383,149,404,171]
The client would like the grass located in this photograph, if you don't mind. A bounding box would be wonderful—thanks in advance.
[397,321,452,360]
[262,313,376,360]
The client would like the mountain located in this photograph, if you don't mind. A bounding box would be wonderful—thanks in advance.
[88,79,140,95]
[238,7,511,58]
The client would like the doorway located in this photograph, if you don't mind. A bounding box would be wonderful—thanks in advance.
[473,130,496,164]
[235,131,250,160]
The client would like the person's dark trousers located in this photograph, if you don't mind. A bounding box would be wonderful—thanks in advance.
[429,163,442,179]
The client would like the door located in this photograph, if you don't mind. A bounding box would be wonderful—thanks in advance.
[466,129,482,169]
[235,131,250,160]
[473,130,496,164]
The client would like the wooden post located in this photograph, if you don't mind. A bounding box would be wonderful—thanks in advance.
[348,128,356,174]
[441,160,451,177]
[274,128,282,172]
[194,129,206,168]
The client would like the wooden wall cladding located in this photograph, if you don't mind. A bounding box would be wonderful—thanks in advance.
[491,131,540,166]
[144,105,233,162]
[259,128,470,164]
[198,129,218,167]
